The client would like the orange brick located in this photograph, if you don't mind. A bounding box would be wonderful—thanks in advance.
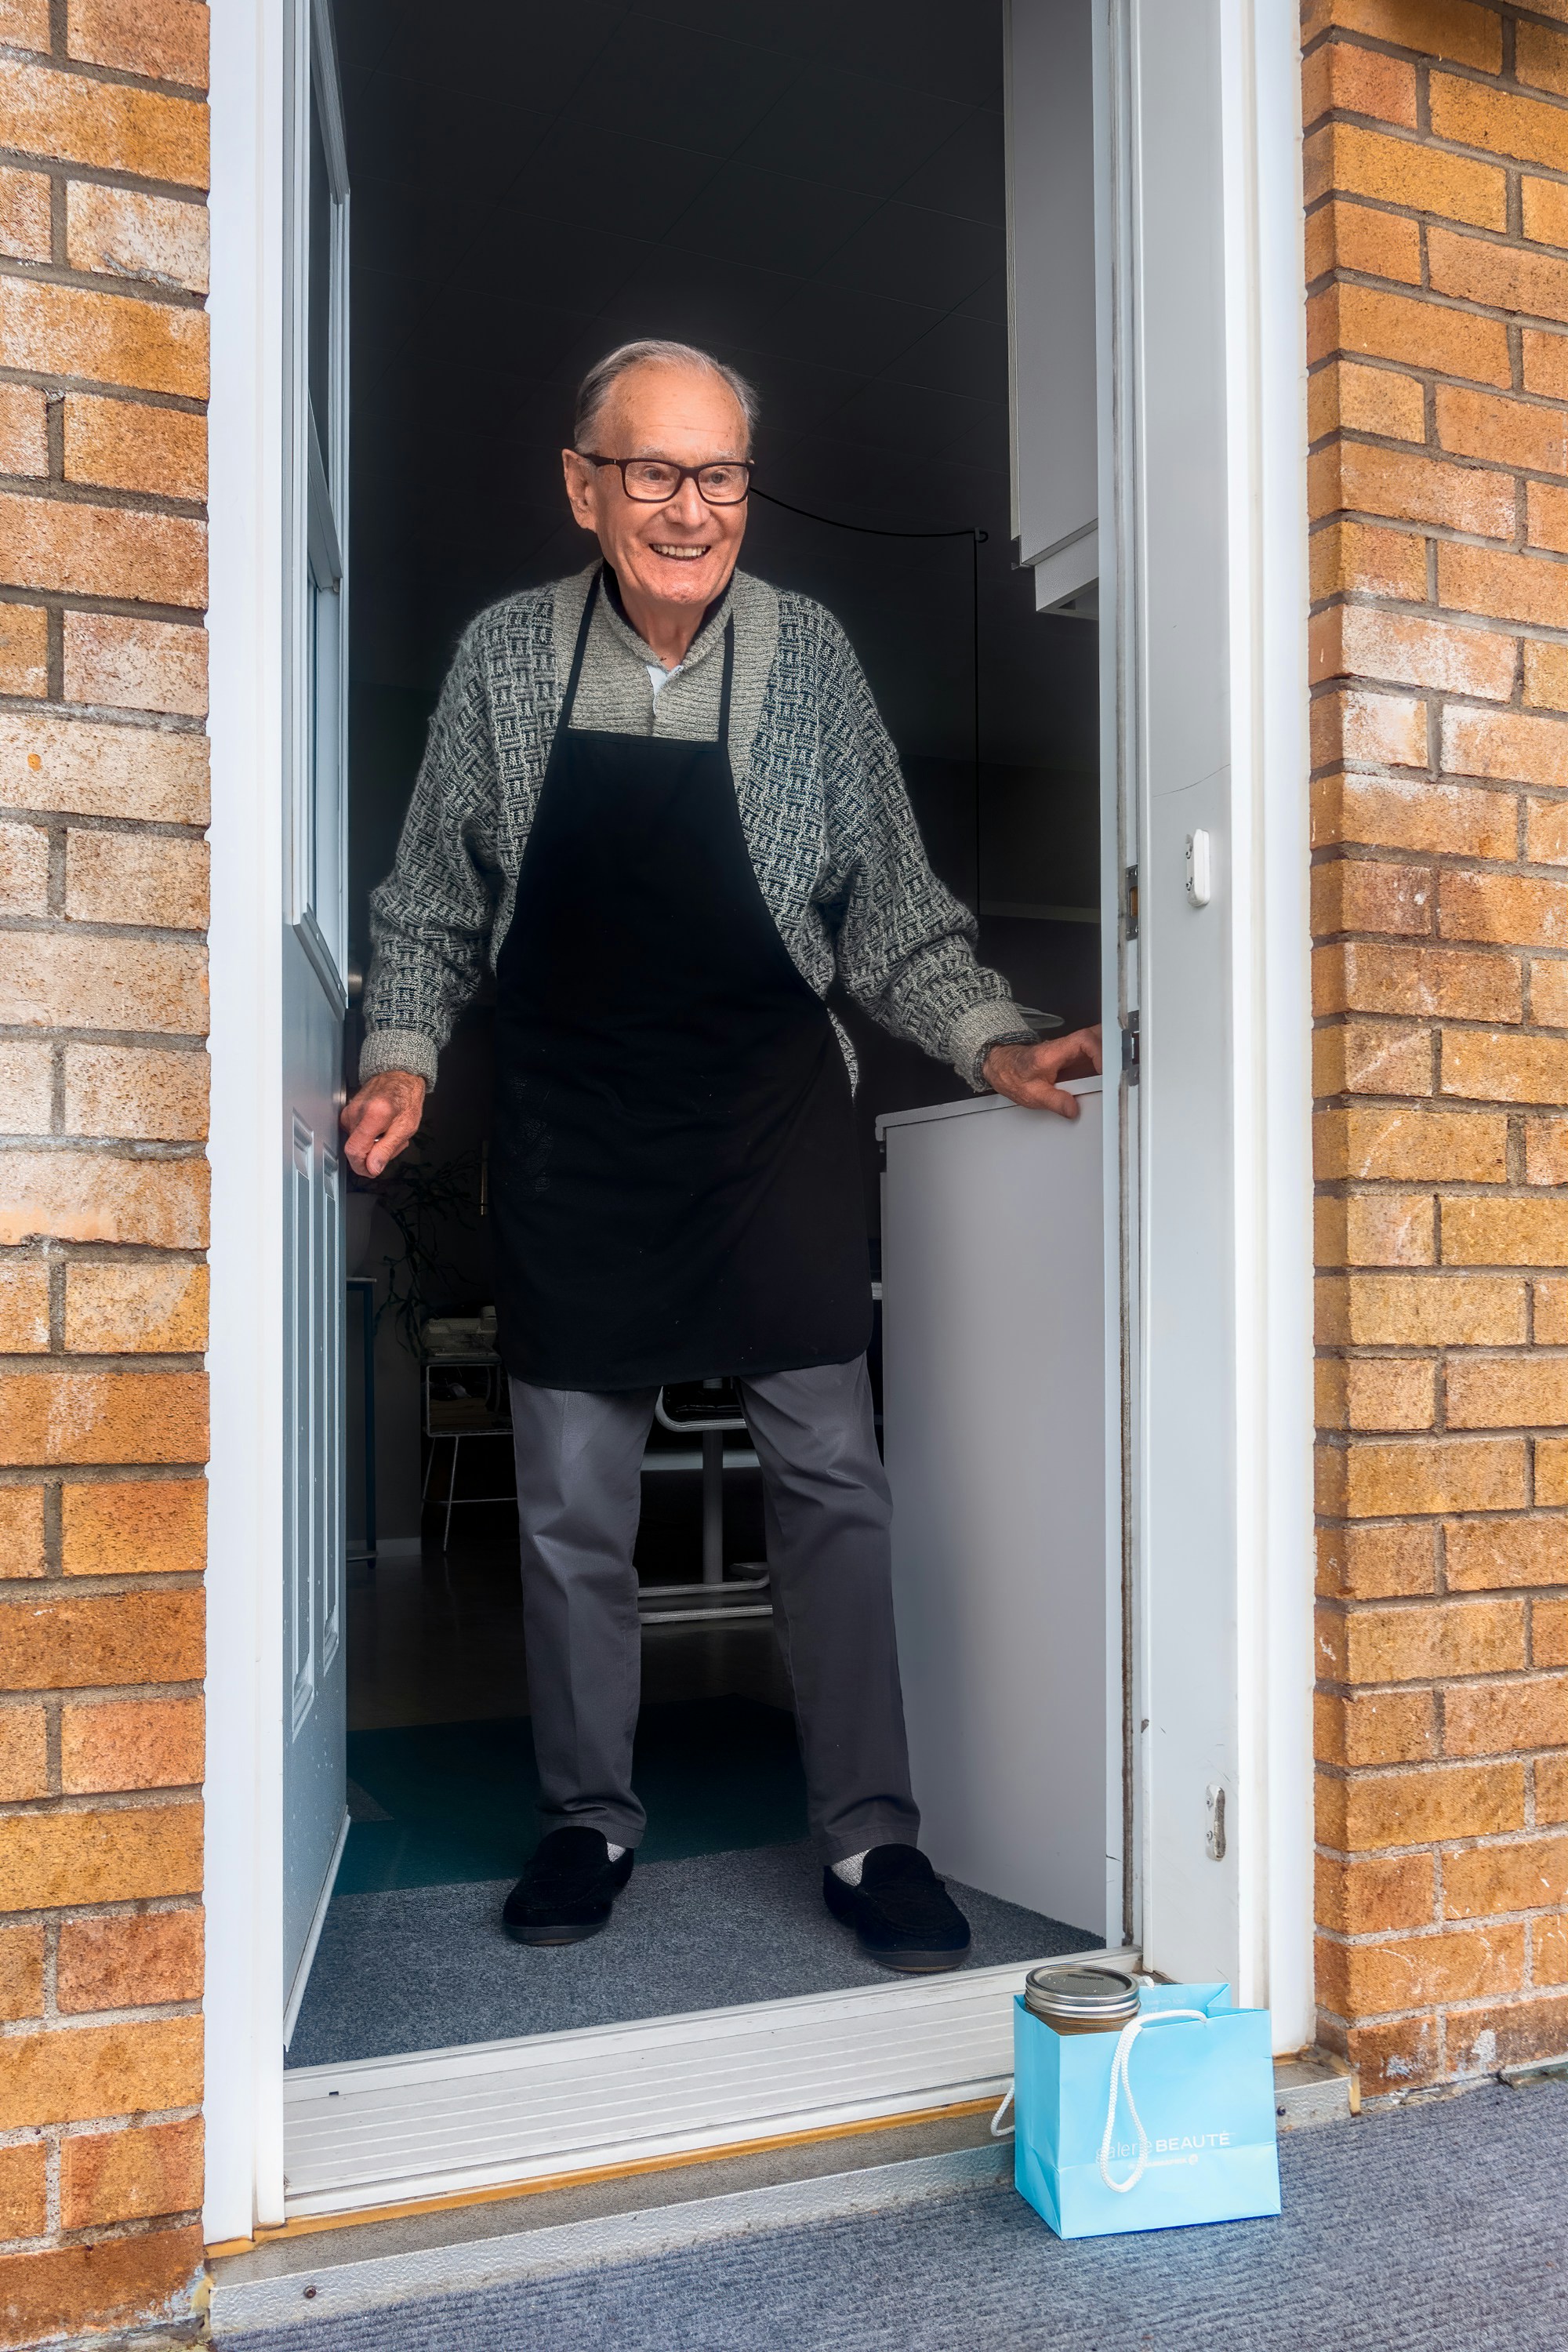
[0,2013,201,2130]
[67,0,209,85]
[1312,438,1515,538]
[1434,384,1567,475]
[1317,1435,1527,1515]
[1519,20,1568,101]
[0,2140,47,2238]
[1314,942,1521,1023]
[1306,122,1507,231]
[1442,1196,1568,1265]
[1443,1836,1568,1918]
[0,1587,202,1688]
[1316,1105,1506,1182]
[1316,1191,1435,1267]
[1429,73,1568,175]
[1308,281,1512,387]
[1529,1115,1568,1183]
[60,1478,205,1576]
[64,829,209,927]
[1312,773,1516,859]
[0,492,206,605]
[0,380,47,473]
[1428,223,1568,327]
[1316,1354,1435,1428]
[1535,1597,1568,1667]
[1318,1923,1525,2015]
[0,710,209,825]
[1439,543,1568,633]
[1443,708,1568,789]
[1309,520,1428,603]
[1319,1595,1526,1682]
[1317,1760,1525,1849]
[0,0,54,53]
[1308,359,1426,443]
[62,393,205,501]
[1523,328,1568,401]
[1310,684,1428,770]
[1446,1673,1568,1756]
[0,2228,205,2349]
[1316,1686,1436,1762]
[1300,1,1501,72]
[1302,38,1418,129]
[64,183,209,296]
[1446,1357,1568,1428]
[60,2116,203,2229]
[1527,482,1568,557]
[63,613,208,718]
[1439,867,1568,949]
[0,1922,45,2024]
[0,1483,46,1577]
[0,1257,47,1350]
[1317,1519,1437,1599]
[1319,1271,1526,1345]
[60,1695,203,1795]
[1313,1020,1435,1098]
[0,1703,48,1801]
[1537,1754,1568,1820]
[0,161,49,261]
[64,1261,207,1354]
[56,1908,201,2013]
[0,931,208,1036]
[1312,856,1434,937]
[1311,606,1516,699]
[1526,799,1568,864]
[1538,1279,1568,1341]
[0,1369,207,1465]
[1341,2012,1439,2094]
[0,814,48,915]
[1524,176,1568,253]
[0,1805,200,1917]
[1541,1436,1568,1506]
[0,55,206,186]
[0,278,208,400]
[0,1156,207,1252]
[1440,1028,1568,1104]
[1446,1517,1568,1591]
[64,1044,209,1142]
[1530,958,1568,1029]
[1316,1849,1436,1936]
[0,602,47,695]
[1305,197,1422,285]
[1534,1912,1568,1983]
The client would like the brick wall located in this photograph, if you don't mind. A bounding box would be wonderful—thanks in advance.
[1307,0,1568,2096]
[0,1,209,2342]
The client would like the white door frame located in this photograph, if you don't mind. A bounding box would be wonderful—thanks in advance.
[202,0,1313,2244]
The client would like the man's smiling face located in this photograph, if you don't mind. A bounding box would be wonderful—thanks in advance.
[561,361,750,626]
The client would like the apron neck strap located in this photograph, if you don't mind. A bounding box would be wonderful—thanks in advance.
[565,569,735,747]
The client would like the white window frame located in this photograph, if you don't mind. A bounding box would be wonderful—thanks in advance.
[203,0,1312,2243]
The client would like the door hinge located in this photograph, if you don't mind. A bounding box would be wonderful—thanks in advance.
[1205,1782,1227,1862]
[1121,1009,1140,1080]
[1124,863,1139,940]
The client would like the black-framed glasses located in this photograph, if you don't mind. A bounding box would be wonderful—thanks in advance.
[577,454,754,506]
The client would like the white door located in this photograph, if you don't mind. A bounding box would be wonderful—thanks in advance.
[281,0,350,2027]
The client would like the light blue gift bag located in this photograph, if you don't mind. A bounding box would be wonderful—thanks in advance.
[1009,1980,1281,2239]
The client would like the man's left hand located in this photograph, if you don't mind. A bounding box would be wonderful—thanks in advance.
[982,1025,1104,1118]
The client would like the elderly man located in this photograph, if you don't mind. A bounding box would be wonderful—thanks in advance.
[345,338,1101,1972]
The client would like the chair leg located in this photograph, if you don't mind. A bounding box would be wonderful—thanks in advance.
[444,1433,460,1552]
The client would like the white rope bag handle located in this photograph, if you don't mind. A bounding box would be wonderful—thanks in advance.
[1098,2009,1209,2193]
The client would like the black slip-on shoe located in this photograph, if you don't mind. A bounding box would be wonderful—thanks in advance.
[822,1843,972,1974]
[503,1828,634,1946]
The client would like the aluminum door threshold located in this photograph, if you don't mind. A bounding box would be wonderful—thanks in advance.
[283,1947,1136,2218]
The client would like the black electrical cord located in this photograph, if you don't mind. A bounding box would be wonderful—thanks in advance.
[750,486,988,917]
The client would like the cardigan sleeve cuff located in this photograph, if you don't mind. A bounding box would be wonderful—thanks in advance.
[945,999,1041,1093]
[358,1027,440,1090]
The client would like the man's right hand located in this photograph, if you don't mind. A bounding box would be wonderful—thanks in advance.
[341,1069,426,1178]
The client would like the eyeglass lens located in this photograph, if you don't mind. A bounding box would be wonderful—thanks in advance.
[622,460,750,505]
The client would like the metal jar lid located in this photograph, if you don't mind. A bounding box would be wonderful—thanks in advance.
[1024,1965,1141,2024]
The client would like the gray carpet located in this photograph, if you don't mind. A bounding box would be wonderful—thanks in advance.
[219,2082,1568,2350]
[286,1842,1098,2067]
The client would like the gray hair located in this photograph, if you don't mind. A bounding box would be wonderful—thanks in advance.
[573,339,759,454]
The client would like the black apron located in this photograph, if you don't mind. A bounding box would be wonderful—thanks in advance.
[490,574,870,1391]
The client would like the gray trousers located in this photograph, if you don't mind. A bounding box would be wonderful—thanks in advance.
[509,1356,919,1864]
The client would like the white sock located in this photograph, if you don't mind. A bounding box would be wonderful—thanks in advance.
[606,1842,626,1862]
[832,1849,868,1886]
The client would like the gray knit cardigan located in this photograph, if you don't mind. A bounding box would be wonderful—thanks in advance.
[360,564,1035,1092]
